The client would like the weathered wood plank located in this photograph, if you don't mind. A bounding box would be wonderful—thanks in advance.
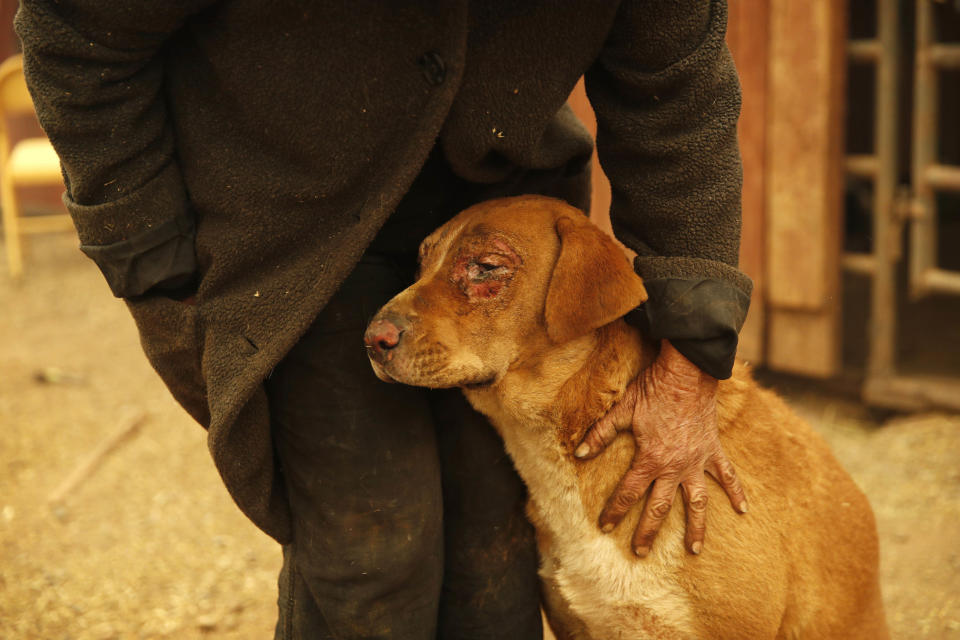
[767,308,843,378]
[727,0,770,365]
[765,0,846,376]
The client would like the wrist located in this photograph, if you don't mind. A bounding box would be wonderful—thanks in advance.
[658,340,717,389]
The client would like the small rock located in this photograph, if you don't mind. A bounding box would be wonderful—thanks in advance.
[51,504,70,522]
[196,613,220,631]
[33,367,86,385]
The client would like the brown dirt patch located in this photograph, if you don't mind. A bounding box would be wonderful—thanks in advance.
[1,235,279,639]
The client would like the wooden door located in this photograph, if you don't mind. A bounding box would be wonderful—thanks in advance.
[763,0,847,377]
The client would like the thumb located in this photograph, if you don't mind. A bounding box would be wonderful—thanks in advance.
[574,385,636,460]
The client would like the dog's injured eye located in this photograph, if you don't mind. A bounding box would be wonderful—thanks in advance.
[467,254,512,281]
[452,248,519,300]
[449,234,522,300]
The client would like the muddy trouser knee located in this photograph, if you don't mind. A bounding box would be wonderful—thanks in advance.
[267,255,542,640]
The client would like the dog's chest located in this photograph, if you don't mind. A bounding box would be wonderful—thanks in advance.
[463,392,699,638]
[533,506,698,639]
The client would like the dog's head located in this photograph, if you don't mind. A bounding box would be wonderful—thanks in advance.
[364,196,648,388]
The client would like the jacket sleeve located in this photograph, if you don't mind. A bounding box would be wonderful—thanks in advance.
[15,0,214,298]
[585,0,751,380]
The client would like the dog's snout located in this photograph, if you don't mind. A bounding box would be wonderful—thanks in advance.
[364,318,403,362]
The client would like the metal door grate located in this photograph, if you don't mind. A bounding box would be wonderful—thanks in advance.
[843,0,960,410]
[910,0,960,297]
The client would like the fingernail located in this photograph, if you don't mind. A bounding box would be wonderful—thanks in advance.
[739,501,749,514]
[601,522,614,533]
[691,541,702,555]
[574,443,590,458]
[634,545,649,558]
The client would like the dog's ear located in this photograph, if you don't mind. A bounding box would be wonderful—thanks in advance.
[544,215,648,344]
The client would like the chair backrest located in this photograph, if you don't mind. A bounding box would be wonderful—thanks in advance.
[0,54,41,169]
[0,55,37,118]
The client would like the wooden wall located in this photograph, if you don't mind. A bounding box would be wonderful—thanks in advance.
[726,0,770,365]
[0,0,17,59]
[567,80,612,237]
[762,0,847,376]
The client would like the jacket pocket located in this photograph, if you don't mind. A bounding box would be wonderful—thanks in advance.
[125,295,209,427]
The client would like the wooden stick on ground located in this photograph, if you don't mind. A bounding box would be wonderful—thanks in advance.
[47,409,148,506]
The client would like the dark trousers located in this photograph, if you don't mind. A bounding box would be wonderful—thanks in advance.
[266,149,590,639]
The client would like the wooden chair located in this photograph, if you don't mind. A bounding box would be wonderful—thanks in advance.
[0,54,72,279]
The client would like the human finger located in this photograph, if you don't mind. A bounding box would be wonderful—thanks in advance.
[706,452,748,514]
[574,384,636,459]
[598,463,655,532]
[575,412,621,459]
[631,477,679,557]
[680,475,709,555]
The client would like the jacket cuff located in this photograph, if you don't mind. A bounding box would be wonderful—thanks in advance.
[79,212,196,298]
[66,163,197,298]
[628,257,752,380]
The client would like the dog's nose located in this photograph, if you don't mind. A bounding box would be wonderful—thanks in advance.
[364,318,403,362]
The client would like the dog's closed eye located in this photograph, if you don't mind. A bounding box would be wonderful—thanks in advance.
[467,255,511,281]
[452,238,521,300]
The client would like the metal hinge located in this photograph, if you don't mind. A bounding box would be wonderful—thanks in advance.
[886,186,922,262]
[892,186,926,223]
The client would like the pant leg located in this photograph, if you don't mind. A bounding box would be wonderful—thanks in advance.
[268,256,443,640]
[431,389,543,640]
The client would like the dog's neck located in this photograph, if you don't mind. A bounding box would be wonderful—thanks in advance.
[553,322,653,453]
[470,320,649,448]
[462,320,650,533]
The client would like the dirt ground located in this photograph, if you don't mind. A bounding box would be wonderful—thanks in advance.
[2,233,959,639]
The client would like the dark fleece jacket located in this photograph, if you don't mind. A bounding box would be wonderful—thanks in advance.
[16,0,751,543]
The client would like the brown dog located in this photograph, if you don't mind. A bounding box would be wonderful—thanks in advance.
[364,196,888,639]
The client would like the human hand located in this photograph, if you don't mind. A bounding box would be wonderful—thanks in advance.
[574,340,747,557]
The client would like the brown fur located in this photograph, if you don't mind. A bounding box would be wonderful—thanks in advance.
[545,215,649,344]
[366,196,889,639]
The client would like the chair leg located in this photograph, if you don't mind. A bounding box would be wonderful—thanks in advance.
[1,173,23,279]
